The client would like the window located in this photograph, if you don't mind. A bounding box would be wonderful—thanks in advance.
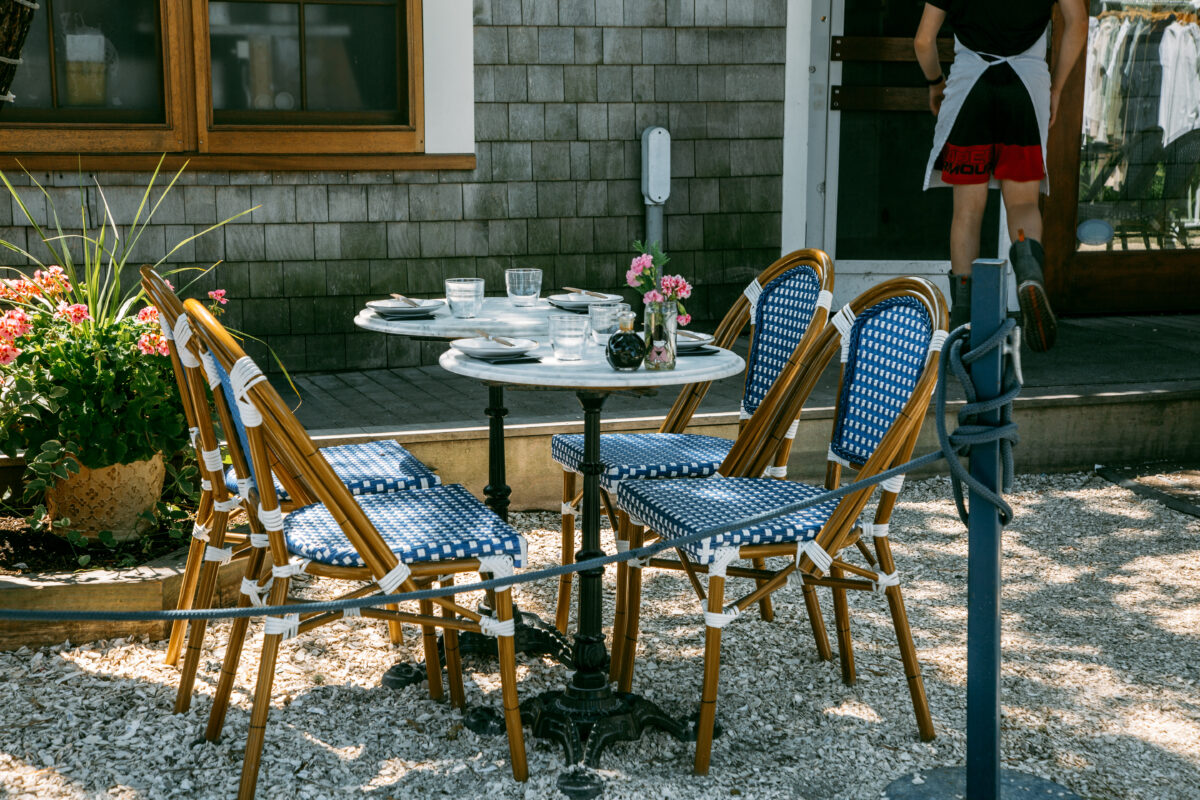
[0,0,471,169]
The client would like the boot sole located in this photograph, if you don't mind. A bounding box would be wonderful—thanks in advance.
[1017,281,1057,352]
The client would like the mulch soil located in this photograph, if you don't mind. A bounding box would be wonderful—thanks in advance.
[0,514,191,575]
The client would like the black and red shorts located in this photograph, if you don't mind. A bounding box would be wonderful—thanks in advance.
[935,62,1045,185]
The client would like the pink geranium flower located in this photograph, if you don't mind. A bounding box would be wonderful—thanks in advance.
[136,306,161,325]
[34,265,71,297]
[0,308,33,340]
[137,330,170,356]
[208,289,228,305]
[0,339,19,366]
[54,303,91,325]
[677,313,691,326]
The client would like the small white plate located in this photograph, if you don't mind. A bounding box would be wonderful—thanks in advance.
[366,298,445,316]
[1077,218,1115,246]
[547,292,623,309]
[450,336,539,358]
[676,331,715,350]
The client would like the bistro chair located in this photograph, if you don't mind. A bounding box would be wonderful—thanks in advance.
[612,277,947,774]
[184,299,529,798]
[550,248,834,652]
[140,268,442,667]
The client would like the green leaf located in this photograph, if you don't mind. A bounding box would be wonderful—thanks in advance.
[77,554,91,567]
[97,531,116,548]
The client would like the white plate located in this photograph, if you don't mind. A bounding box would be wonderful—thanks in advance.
[450,336,539,358]
[1077,218,1115,246]
[367,298,445,316]
[675,331,715,350]
[547,292,624,309]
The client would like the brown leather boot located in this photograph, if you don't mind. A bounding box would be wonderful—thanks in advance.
[1010,231,1057,352]
[948,270,971,331]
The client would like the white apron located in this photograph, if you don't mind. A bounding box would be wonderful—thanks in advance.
[923,30,1053,194]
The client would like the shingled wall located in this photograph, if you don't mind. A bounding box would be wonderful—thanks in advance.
[1,0,788,371]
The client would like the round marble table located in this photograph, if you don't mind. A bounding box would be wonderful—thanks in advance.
[441,342,744,781]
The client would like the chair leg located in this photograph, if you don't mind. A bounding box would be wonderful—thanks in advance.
[555,470,577,633]
[830,564,856,685]
[491,586,529,782]
[420,599,443,701]
[174,509,232,714]
[801,584,833,661]
[617,523,645,694]
[237,577,291,800]
[166,519,209,666]
[750,557,775,622]
[441,576,465,709]
[694,573,726,776]
[885,583,936,741]
[386,606,403,645]
[609,510,630,682]
[207,547,267,742]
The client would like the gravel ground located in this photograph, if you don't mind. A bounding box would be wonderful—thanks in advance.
[1,472,1198,800]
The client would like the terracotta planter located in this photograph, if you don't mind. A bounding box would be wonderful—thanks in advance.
[44,454,165,542]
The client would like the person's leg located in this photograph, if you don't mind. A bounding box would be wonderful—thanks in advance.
[1000,178,1057,351]
[1000,178,1042,243]
[947,181,989,329]
[951,182,991,276]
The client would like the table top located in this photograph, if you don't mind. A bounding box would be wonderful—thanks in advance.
[439,341,745,391]
[354,297,555,339]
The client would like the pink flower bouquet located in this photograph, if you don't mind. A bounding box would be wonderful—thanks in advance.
[625,240,692,326]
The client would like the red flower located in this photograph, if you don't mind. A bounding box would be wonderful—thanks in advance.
[0,339,19,366]
[136,306,161,325]
[0,308,33,340]
[54,303,92,325]
[207,288,228,305]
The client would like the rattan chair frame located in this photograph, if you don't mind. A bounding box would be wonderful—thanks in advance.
[184,300,528,798]
[613,277,947,774]
[140,268,259,668]
[558,249,835,649]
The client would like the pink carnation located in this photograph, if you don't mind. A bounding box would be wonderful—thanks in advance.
[677,313,691,326]
[0,339,19,366]
[55,303,91,325]
[629,253,653,273]
[0,308,33,341]
[208,289,228,305]
[643,289,664,303]
[137,330,170,356]
[626,268,642,288]
[136,306,161,325]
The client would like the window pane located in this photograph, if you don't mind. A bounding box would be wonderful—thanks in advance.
[304,3,400,114]
[1078,3,1200,251]
[6,0,164,122]
[209,2,302,115]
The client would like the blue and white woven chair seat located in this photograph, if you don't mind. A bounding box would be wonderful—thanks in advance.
[225,439,440,502]
[284,484,526,568]
[616,477,839,565]
[551,433,735,492]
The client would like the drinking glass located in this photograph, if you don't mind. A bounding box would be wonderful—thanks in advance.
[549,314,589,361]
[505,268,542,307]
[445,278,484,318]
[587,301,629,345]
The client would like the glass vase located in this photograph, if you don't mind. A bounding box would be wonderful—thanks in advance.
[643,299,677,371]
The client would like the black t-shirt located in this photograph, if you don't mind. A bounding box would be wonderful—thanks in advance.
[927,0,1056,57]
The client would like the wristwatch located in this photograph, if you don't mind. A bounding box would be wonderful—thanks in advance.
[926,73,946,86]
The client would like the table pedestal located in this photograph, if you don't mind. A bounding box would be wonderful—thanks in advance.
[519,392,688,798]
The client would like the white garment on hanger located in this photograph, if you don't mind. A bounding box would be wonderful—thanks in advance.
[1159,22,1200,146]
[923,30,1052,194]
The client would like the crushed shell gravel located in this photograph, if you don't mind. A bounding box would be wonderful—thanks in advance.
[1,472,1198,799]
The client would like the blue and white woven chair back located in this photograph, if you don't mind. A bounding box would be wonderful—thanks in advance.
[208,353,266,491]
[740,264,824,419]
[829,296,935,467]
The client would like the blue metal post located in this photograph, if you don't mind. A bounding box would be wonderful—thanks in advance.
[965,258,1005,799]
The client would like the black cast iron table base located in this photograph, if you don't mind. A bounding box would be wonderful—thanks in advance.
[883,766,1083,799]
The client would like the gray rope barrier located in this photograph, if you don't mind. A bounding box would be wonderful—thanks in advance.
[0,320,1020,624]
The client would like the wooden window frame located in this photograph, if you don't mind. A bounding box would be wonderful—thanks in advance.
[1043,7,1199,315]
[0,0,470,171]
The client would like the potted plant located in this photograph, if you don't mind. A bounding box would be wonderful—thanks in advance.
[0,160,243,542]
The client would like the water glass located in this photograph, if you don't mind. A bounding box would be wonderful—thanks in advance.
[445,278,484,318]
[549,314,589,361]
[505,268,542,307]
[587,302,629,345]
